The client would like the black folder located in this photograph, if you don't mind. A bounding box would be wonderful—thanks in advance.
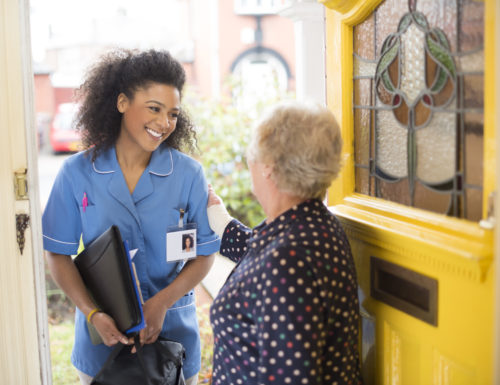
[74,225,145,336]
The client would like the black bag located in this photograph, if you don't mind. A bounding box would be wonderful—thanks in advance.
[91,335,186,385]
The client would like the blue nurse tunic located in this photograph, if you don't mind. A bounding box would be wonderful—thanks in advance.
[42,146,220,378]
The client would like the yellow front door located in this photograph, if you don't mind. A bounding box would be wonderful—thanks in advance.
[320,0,496,383]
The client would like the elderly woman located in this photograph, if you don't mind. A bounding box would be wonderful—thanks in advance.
[207,102,362,384]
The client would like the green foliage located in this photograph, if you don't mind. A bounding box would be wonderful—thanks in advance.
[197,302,214,383]
[186,94,264,227]
[49,322,80,385]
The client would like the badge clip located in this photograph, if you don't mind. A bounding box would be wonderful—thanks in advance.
[178,208,185,228]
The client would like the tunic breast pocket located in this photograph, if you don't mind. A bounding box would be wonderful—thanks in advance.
[79,205,103,243]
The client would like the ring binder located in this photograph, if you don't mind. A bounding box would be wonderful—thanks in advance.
[74,225,145,336]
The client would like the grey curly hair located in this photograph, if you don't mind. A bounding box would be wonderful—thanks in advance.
[247,102,343,199]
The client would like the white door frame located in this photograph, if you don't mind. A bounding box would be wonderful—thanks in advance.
[0,0,51,383]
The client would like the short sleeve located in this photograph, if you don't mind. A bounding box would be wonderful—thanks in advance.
[186,166,220,255]
[42,162,82,255]
[219,219,252,263]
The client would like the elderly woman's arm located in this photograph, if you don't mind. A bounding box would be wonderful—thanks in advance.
[207,185,252,263]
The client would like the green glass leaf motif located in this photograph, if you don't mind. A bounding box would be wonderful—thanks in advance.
[413,12,429,30]
[376,36,399,93]
[433,28,450,49]
[381,71,394,93]
[431,67,448,93]
[426,34,456,79]
[398,13,413,33]
[380,34,397,58]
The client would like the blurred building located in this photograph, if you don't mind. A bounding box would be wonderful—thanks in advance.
[31,0,297,132]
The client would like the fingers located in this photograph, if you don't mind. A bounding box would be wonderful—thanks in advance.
[131,327,154,353]
[207,184,222,207]
[92,312,129,346]
[104,333,128,346]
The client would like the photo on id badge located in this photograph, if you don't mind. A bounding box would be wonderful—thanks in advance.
[166,223,197,262]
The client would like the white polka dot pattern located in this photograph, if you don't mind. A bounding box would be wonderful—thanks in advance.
[210,199,362,384]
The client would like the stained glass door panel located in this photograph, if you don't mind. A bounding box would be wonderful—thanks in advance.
[353,0,484,221]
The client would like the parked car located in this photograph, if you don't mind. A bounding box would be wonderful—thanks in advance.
[49,103,81,153]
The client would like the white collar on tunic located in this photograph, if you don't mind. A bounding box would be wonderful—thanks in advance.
[92,146,174,177]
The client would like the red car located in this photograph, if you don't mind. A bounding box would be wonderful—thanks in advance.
[49,103,82,153]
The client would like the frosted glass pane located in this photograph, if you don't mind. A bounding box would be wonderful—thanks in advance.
[465,113,483,186]
[354,12,375,60]
[460,0,484,52]
[458,49,484,73]
[415,111,456,185]
[400,23,427,105]
[375,0,407,56]
[354,78,372,107]
[376,110,407,179]
[415,0,458,53]
[464,74,484,109]
[354,108,371,166]
[354,55,377,78]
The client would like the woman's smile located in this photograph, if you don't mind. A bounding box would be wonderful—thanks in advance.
[146,126,165,140]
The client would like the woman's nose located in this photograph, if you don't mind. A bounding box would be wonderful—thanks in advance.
[156,113,171,130]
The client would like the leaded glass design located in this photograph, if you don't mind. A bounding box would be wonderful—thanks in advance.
[353,0,484,221]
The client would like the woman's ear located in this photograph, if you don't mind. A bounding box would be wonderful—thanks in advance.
[262,164,273,179]
[116,93,129,113]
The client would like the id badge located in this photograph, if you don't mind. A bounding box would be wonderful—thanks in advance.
[166,209,197,262]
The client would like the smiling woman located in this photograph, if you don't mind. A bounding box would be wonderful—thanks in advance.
[42,49,220,385]
[76,50,197,161]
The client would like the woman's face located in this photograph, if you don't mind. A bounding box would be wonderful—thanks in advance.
[117,83,180,154]
[248,159,269,208]
[185,237,191,248]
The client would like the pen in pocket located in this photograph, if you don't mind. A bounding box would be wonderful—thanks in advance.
[82,192,88,212]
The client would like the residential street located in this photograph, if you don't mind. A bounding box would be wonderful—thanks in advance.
[37,149,70,209]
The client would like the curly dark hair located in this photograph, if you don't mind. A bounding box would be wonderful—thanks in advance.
[75,49,196,160]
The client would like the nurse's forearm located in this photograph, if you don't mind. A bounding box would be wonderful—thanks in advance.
[156,254,215,309]
[45,251,97,319]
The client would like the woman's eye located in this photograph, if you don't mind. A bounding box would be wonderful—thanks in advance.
[149,106,160,112]
[169,113,179,119]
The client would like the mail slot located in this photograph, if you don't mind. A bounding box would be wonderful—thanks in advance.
[370,256,438,326]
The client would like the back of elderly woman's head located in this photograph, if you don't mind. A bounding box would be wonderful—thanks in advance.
[247,102,343,199]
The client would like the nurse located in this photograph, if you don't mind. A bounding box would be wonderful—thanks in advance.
[42,49,219,385]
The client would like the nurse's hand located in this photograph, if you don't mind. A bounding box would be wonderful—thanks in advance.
[91,312,129,346]
[207,184,223,207]
[136,294,168,350]
[207,184,232,238]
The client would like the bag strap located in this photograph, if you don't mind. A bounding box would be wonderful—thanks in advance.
[134,335,153,385]
[91,341,126,383]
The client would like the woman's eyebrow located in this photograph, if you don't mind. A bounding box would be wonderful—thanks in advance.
[146,100,180,111]
[146,100,165,107]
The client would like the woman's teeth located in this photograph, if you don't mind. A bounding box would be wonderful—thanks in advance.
[146,128,163,138]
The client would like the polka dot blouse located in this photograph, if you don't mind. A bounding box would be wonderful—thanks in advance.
[210,199,362,385]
